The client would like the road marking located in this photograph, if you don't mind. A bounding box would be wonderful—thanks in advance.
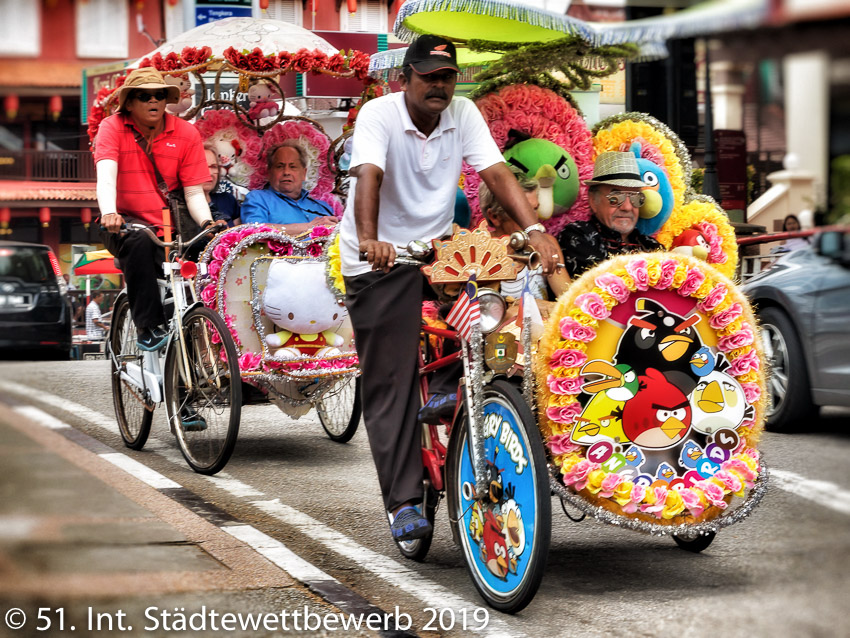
[13,405,70,429]
[99,452,182,490]
[770,469,850,515]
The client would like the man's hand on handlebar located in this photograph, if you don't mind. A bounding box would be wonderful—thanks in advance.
[359,239,395,272]
[101,213,125,233]
[202,219,228,237]
[527,230,560,276]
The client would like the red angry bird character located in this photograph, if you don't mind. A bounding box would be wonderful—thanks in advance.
[672,228,710,260]
[622,368,692,449]
[481,510,509,579]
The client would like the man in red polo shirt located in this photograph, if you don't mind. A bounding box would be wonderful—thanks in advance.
[95,68,219,351]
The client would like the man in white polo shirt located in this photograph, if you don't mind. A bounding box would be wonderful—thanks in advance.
[338,34,560,543]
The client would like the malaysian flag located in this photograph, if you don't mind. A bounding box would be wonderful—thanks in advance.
[446,273,480,341]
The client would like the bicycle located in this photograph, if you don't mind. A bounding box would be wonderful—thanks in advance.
[107,223,242,475]
[380,236,552,614]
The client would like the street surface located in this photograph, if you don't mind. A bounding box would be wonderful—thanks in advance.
[1,358,848,637]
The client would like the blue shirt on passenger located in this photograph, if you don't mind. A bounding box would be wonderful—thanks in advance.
[241,187,333,224]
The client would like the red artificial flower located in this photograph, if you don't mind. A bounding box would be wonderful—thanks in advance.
[276,51,292,70]
[309,52,329,75]
[138,57,153,68]
[161,51,181,71]
[246,47,275,72]
[325,52,346,73]
[224,46,247,67]
[181,46,211,67]
[291,49,319,73]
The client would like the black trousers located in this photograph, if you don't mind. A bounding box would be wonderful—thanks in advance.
[102,229,166,333]
[344,265,429,513]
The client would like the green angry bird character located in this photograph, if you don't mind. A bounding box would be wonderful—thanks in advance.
[502,130,579,220]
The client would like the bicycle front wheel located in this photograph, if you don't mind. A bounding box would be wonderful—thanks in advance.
[446,379,551,614]
[164,306,241,475]
[109,293,154,450]
[316,375,361,443]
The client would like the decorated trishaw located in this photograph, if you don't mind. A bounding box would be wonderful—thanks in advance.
[90,18,383,469]
[366,0,770,613]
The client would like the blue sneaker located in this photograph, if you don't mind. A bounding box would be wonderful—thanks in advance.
[418,393,457,424]
[390,505,432,542]
[137,327,170,352]
[180,407,207,432]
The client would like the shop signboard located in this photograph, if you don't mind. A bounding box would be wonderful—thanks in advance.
[195,0,253,26]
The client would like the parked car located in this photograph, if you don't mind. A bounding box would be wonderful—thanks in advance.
[0,241,73,359]
[743,229,850,431]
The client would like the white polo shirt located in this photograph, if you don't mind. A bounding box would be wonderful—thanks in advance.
[339,92,504,277]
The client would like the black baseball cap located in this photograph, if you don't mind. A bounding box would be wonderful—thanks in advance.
[402,35,460,75]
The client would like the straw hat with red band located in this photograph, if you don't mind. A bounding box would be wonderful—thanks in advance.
[402,34,460,75]
[115,68,181,112]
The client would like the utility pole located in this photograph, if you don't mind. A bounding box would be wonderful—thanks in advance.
[702,39,720,201]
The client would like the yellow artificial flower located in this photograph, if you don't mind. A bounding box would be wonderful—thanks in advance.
[646,261,662,286]
[694,278,715,299]
[662,488,686,519]
[585,469,607,494]
[560,455,581,475]
[672,265,689,288]
[612,480,635,506]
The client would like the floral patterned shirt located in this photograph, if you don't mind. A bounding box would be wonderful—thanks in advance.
[558,217,662,279]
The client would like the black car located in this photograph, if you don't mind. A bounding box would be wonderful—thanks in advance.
[742,229,850,431]
[0,240,73,358]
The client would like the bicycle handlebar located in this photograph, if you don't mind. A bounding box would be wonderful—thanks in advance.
[110,222,223,256]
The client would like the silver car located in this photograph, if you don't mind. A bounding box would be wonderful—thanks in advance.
[742,229,850,431]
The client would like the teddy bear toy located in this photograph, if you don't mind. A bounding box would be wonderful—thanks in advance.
[164,74,193,116]
[263,260,346,360]
[247,81,280,121]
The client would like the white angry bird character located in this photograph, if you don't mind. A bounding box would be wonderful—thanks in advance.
[689,369,754,434]
[264,260,346,360]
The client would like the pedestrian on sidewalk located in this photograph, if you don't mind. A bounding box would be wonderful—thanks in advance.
[85,291,106,340]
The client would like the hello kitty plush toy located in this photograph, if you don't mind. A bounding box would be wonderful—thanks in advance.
[263,260,346,360]
[164,74,193,116]
[247,81,280,121]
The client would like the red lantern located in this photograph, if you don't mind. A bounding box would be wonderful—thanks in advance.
[167,0,178,6]
[260,0,269,9]
[39,207,51,228]
[347,0,357,13]
[135,1,145,11]
[49,95,62,122]
[4,95,19,120]
[81,208,92,230]
[0,207,10,235]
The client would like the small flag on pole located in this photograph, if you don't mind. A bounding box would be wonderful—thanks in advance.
[446,273,480,341]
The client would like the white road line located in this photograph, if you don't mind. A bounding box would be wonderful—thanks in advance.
[13,405,70,429]
[99,452,182,490]
[1,380,120,434]
[223,525,339,585]
[770,469,850,516]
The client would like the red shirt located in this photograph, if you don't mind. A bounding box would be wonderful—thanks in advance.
[93,112,210,226]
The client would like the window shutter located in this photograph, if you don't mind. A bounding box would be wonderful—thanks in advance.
[76,0,128,59]
[164,0,185,42]
[0,0,40,56]
[267,0,304,27]
[340,0,387,33]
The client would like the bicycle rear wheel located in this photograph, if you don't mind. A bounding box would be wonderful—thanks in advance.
[109,293,154,450]
[446,379,551,614]
[316,375,361,443]
[164,306,241,475]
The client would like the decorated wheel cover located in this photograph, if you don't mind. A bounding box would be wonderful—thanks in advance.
[536,252,766,526]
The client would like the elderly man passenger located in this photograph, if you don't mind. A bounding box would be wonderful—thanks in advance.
[558,151,661,279]
[241,140,339,232]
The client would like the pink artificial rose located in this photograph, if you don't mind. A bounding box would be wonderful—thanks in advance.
[718,325,755,350]
[550,348,588,370]
[712,469,744,494]
[546,402,582,425]
[207,260,222,280]
[694,480,728,509]
[678,267,706,297]
[565,459,601,491]
[697,283,728,312]
[237,227,259,241]
[548,433,581,456]
[211,329,222,344]
[200,284,217,305]
[576,292,611,320]
[625,259,649,291]
[641,486,669,518]
[709,303,743,329]
[657,259,678,289]
[218,346,227,363]
[728,349,760,376]
[212,244,230,261]
[219,232,240,248]
[743,447,760,462]
[622,483,647,513]
[594,273,631,303]
[238,352,262,371]
[722,459,757,486]
[599,472,624,498]
[306,243,324,257]
[559,317,596,342]
[547,374,585,395]
[741,382,762,404]
[679,488,705,518]
[310,225,332,238]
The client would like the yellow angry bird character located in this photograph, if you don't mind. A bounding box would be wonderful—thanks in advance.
[569,360,636,446]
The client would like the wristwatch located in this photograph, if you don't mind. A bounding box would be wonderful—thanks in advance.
[524,222,546,235]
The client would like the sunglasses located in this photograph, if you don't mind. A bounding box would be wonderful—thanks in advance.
[605,191,646,208]
[132,90,168,102]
